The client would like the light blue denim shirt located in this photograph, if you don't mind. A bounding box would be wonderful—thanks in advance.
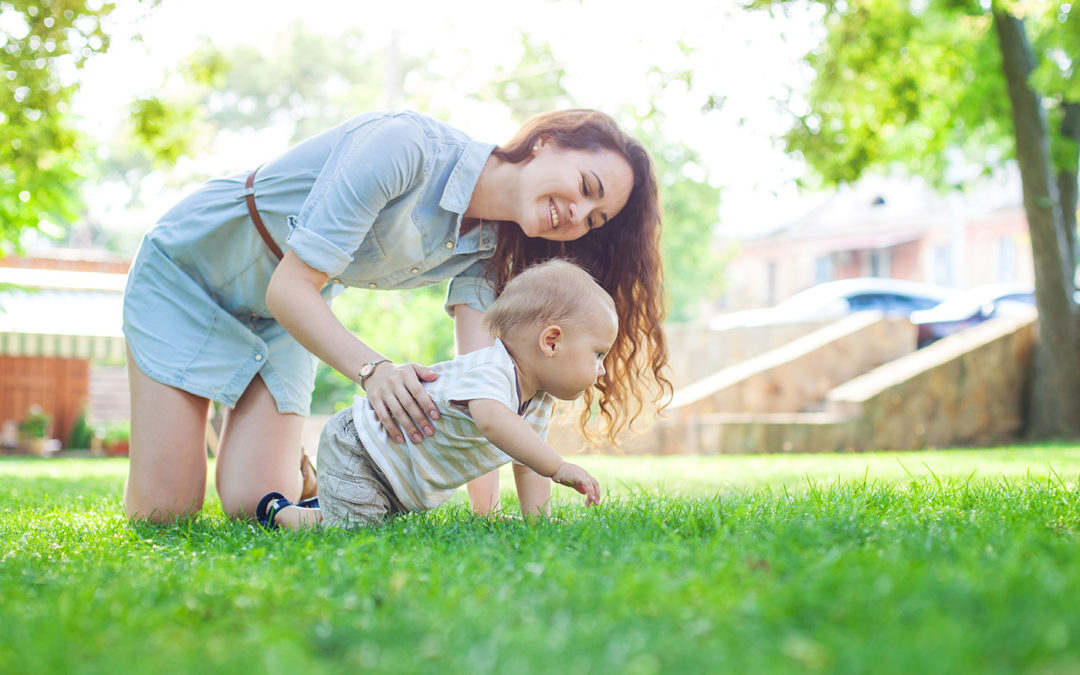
[122,111,498,415]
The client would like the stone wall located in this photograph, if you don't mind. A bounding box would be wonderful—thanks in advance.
[827,310,1036,450]
[554,310,1037,456]
[663,320,831,388]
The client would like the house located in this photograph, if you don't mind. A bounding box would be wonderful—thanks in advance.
[719,173,1034,312]
[0,253,129,449]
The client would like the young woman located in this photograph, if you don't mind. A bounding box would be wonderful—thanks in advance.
[122,108,669,522]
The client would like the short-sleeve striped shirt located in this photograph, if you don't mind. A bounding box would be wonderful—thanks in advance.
[352,339,556,512]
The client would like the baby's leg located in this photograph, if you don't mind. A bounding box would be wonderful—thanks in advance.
[274,505,323,530]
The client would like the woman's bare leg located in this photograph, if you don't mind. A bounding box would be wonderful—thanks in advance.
[125,349,212,523]
[215,374,305,519]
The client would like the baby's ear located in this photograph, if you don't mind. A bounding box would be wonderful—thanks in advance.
[539,325,563,357]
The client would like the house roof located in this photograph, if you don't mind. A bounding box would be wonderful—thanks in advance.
[0,267,125,360]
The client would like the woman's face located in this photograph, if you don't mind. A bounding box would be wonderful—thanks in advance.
[516,140,634,242]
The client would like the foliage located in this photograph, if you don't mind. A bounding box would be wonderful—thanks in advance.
[2,446,1080,673]
[16,404,50,438]
[101,419,128,444]
[312,284,456,413]
[0,0,123,251]
[746,0,1077,189]
[634,109,729,320]
[126,23,435,164]
[66,409,93,449]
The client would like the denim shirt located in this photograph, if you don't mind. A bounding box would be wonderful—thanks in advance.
[148,110,499,317]
[124,111,499,414]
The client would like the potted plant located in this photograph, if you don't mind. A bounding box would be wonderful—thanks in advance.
[104,420,130,456]
[17,405,52,455]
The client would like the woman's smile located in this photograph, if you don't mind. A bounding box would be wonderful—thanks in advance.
[548,198,561,230]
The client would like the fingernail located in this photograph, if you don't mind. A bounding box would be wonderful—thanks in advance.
[429,410,439,420]
[424,426,433,436]
[396,436,405,444]
[411,434,422,443]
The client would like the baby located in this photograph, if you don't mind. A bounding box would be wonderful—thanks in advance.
[258,258,614,529]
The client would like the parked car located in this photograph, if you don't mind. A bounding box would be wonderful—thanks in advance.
[910,283,1038,347]
[710,277,958,330]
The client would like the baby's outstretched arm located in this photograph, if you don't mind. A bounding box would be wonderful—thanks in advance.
[468,398,601,506]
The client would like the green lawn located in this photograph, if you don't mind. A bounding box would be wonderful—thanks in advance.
[2,445,1080,674]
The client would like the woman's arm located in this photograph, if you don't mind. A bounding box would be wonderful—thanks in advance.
[266,250,439,444]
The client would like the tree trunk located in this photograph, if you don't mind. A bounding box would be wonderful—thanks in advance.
[994,10,1080,438]
[1059,102,1079,284]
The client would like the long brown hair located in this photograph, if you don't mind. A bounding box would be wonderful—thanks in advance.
[486,109,671,445]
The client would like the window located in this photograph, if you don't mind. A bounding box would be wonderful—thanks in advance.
[933,245,952,286]
[813,255,833,285]
[997,238,1017,282]
[870,249,892,278]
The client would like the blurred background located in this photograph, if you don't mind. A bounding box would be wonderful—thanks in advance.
[2,0,1077,453]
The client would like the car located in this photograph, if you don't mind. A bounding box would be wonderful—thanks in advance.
[909,283,1039,347]
[710,277,958,330]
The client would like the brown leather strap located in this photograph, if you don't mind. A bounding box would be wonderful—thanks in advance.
[245,169,284,260]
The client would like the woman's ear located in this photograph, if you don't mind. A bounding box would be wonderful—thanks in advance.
[539,324,562,357]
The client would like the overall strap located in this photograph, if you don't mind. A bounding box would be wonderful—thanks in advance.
[245,169,284,260]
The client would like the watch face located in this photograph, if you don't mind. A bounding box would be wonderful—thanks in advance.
[360,363,374,377]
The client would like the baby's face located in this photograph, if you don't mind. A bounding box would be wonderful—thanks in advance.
[541,308,618,401]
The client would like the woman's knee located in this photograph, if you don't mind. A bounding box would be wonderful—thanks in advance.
[124,476,206,523]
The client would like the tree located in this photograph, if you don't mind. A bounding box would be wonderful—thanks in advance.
[749,0,1080,437]
[0,0,122,250]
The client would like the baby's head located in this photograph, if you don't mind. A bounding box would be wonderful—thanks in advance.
[484,259,618,400]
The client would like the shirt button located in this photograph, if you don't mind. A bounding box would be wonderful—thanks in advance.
[368,283,377,289]
[254,354,263,361]
[410,267,420,274]
[445,242,453,249]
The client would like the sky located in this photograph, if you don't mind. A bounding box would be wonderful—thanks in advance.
[70,0,822,239]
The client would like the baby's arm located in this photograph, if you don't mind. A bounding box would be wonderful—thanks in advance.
[468,398,601,506]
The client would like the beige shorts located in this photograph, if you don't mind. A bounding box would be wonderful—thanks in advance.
[316,408,406,529]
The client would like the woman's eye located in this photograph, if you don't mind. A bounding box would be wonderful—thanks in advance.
[586,216,595,229]
[581,177,590,196]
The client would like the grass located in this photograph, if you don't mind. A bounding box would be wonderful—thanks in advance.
[2,444,1080,674]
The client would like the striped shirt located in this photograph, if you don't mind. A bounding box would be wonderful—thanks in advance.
[352,339,556,512]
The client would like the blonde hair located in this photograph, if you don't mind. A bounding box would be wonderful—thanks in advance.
[483,259,615,340]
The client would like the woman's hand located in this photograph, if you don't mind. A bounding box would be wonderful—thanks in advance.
[362,361,440,444]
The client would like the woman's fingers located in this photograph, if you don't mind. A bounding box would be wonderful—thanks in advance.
[366,364,439,444]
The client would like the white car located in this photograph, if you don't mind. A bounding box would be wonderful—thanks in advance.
[710,277,958,330]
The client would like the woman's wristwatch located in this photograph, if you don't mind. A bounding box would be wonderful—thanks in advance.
[358,358,391,390]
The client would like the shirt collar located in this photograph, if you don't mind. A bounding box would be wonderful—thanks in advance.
[439,140,496,214]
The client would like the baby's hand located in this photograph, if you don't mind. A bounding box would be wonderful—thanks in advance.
[551,463,601,506]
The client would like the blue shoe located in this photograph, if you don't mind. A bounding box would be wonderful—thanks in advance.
[296,496,319,509]
[256,491,292,529]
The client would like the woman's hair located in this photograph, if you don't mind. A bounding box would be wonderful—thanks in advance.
[483,259,615,340]
[486,109,672,445]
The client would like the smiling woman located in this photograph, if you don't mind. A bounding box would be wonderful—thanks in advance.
[120,108,670,524]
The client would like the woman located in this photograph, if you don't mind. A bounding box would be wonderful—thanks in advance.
[122,108,669,522]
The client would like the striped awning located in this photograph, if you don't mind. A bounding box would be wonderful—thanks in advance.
[0,268,126,360]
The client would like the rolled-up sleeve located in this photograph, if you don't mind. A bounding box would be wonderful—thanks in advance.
[286,115,427,277]
[444,257,497,316]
